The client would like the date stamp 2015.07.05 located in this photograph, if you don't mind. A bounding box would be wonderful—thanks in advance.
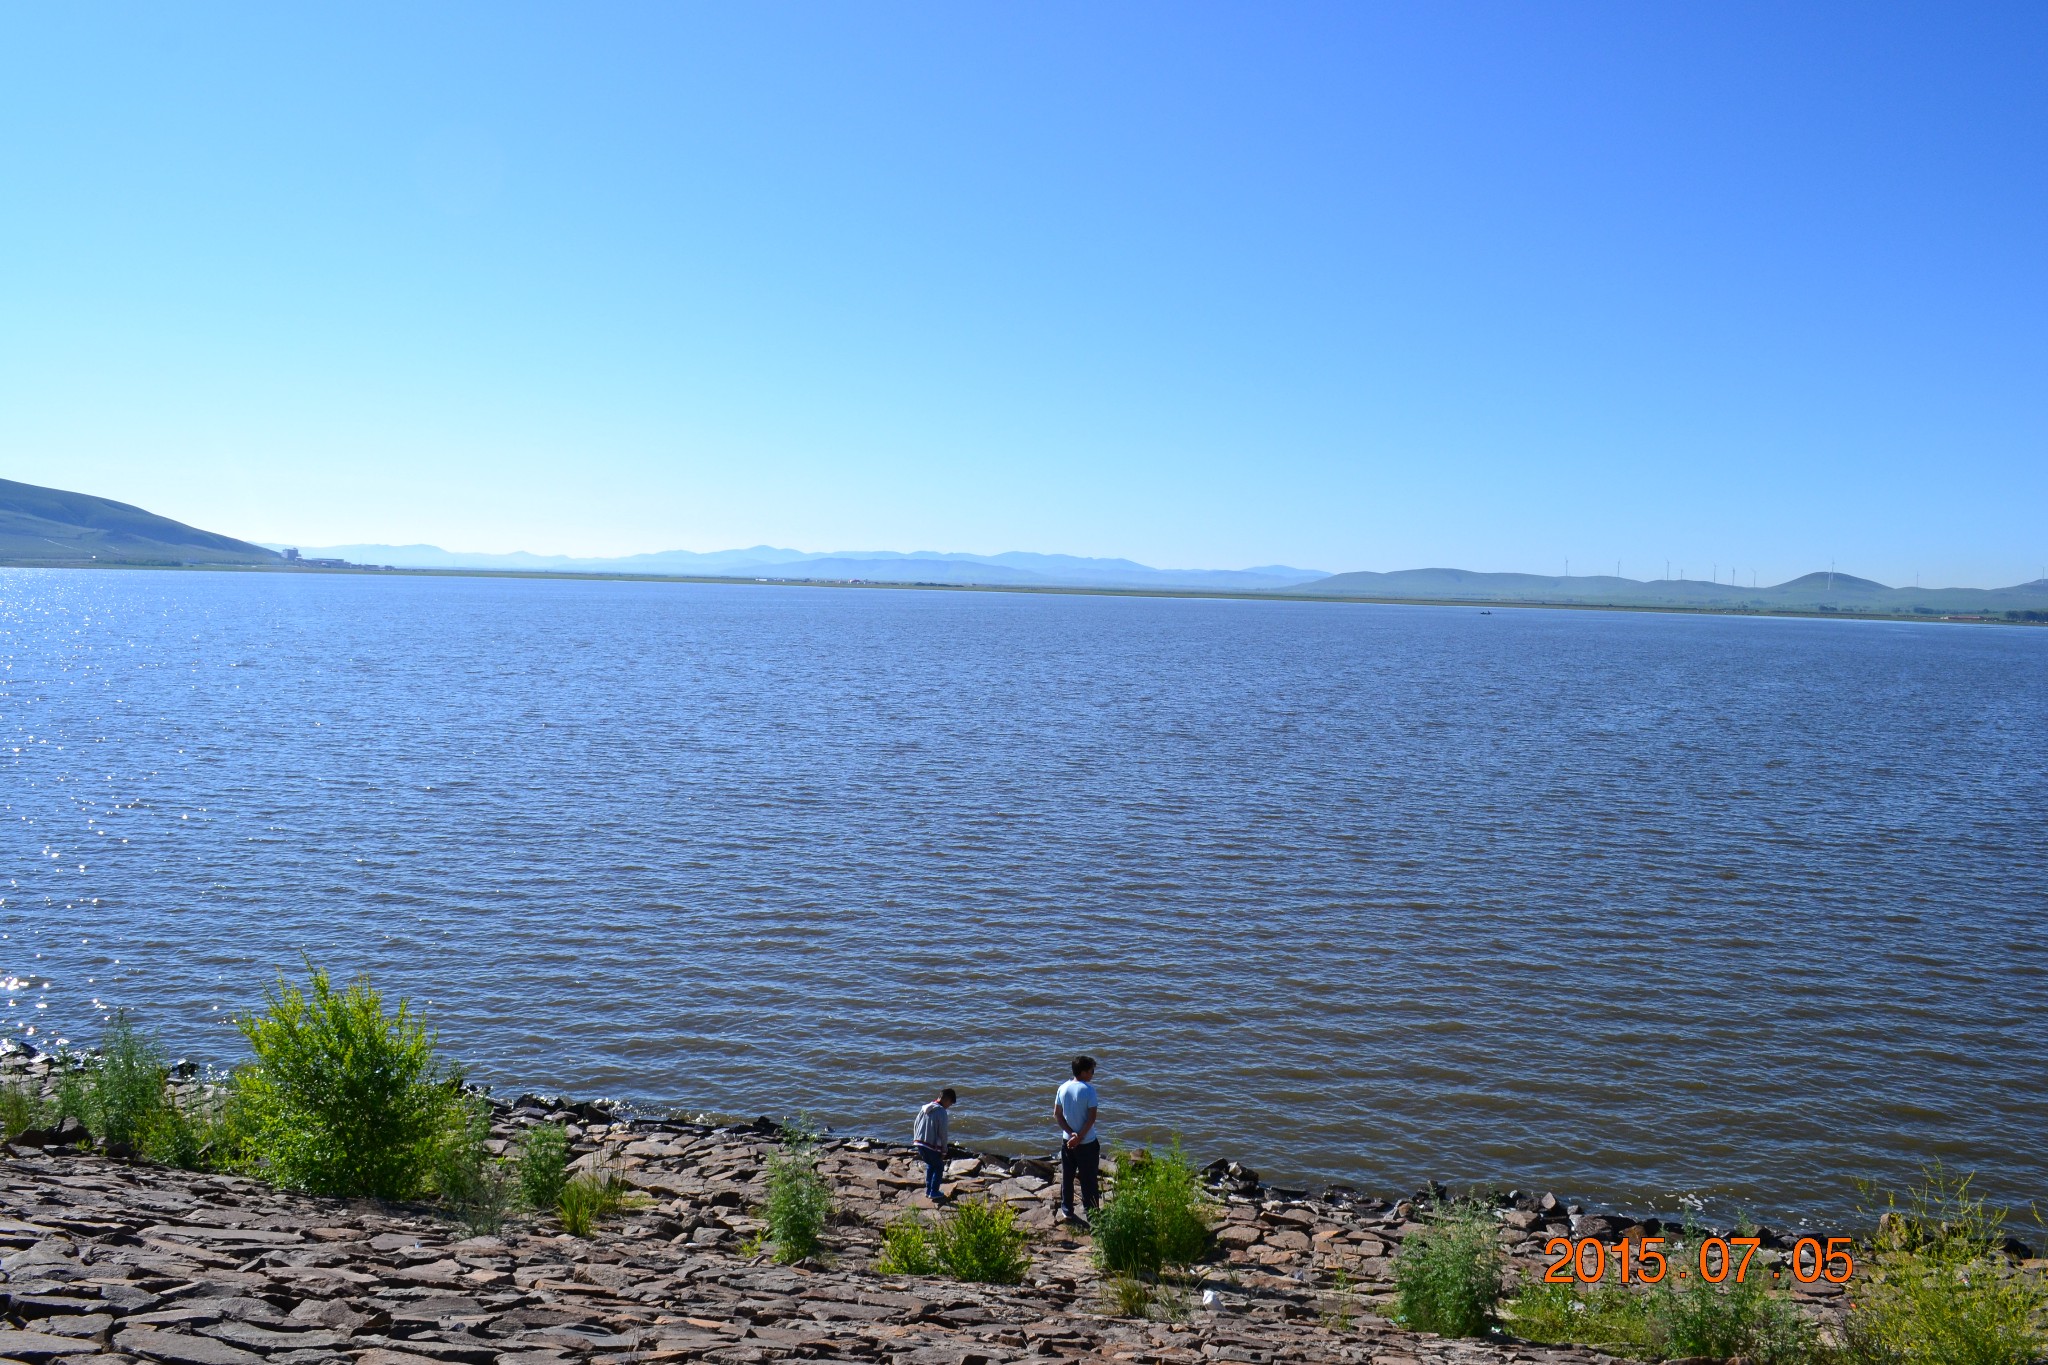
[1544,1235,1855,1286]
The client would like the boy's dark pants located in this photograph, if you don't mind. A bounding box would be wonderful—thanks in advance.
[917,1146,945,1201]
[1060,1139,1100,1212]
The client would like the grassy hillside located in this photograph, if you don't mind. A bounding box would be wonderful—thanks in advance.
[0,477,282,566]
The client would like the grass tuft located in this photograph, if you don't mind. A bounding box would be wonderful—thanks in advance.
[141,1085,240,1170]
[556,1171,621,1237]
[1102,1271,1155,1318]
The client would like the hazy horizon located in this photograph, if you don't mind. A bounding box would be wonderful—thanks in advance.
[263,535,2046,593]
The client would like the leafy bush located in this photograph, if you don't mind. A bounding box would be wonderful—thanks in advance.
[1840,1167,2046,1365]
[231,963,463,1199]
[874,1199,1031,1283]
[1392,1196,1504,1338]
[932,1197,1031,1284]
[1092,1141,1215,1279]
[875,1210,941,1276]
[517,1122,572,1211]
[762,1117,831,1264]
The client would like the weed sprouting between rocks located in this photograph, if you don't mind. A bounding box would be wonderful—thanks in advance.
[761,1114,831,1263]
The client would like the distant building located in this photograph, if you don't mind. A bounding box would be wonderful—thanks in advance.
[282,547,301,562]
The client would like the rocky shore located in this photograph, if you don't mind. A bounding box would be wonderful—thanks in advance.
[1,1046,1868,1365]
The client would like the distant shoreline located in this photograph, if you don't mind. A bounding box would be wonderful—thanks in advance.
[5,556,2044,626]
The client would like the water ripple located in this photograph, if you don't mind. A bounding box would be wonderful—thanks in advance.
[1,568,2044,1222]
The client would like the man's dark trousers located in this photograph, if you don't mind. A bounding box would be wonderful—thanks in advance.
[1060,1139,1100,1215]
[917,1146,945,1201]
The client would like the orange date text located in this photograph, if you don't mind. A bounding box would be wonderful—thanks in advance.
[1542,1235,1854,1285]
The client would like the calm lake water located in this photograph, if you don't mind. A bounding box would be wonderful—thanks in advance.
[3,568,2044,1223]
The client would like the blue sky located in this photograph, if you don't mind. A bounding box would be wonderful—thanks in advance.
[2,4,2043,585]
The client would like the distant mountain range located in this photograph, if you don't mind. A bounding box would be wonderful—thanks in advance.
[0,477,281,566]
[5,476,2044,616]
[262,541,1329,591]
[1296,567,2048,614]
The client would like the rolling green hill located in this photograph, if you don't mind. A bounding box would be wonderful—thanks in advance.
[0,477,282,566]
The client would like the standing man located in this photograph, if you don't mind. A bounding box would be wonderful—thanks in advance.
[1054,1055,1101,1225]
[913,1088,957,1205]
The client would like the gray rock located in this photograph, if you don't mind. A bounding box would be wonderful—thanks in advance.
[0,1328,101,1362]
[6,1294,106,1319]
[112,1331,266,1365]
[286,1300,390,1335]
[355,1351,452,1365]
[202,1323,349,1352]
[37,1316,116,1342]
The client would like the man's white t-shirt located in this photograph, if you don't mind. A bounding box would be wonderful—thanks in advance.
[1055,1078,1100,1147]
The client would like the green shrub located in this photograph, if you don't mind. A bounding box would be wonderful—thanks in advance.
[1655,1242,1814,1363]
[80,1013,173,1149]
[432,1094,516,1235]
[875,1209,941,1276]
[1092,1141,1215,1279]
[139,1088,236,1171]
[24,1015,183,1153]
[1,1075,49,1139]
[1841,1167,2046,1365]
[231,963,463,1199]
[932,1197,1031,1284]
[762,1117,831,1264]
[51,1057,97,1131]
[1392,1196,1503,1338]
[517,1122,572,1211]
